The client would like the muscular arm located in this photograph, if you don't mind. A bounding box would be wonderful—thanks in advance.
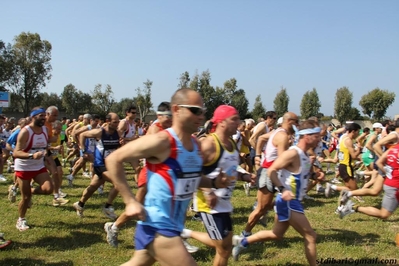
[331,128,345,140]
[249,124,266,148]
[79,128,102,150]
[105,132,171,204]
[376,149,389,175]
[344,137,361,159]
[373,134,397,157]
[365,134,377,153]
[255,131,272,155]
[273,131,290,157]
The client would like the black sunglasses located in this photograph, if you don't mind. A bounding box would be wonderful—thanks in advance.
[178,105,206,116]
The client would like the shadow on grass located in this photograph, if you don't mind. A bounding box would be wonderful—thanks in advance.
[0,258,73,266]
[317,228,380,245]
[12,230,103,251]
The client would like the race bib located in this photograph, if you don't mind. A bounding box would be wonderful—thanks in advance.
[174,172,201,201]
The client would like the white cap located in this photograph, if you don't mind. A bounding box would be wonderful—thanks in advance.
[372,122,383,129]
[277,117,283,125]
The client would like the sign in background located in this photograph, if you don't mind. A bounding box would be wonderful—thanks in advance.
[0,92,10,108]
[0,92,10,114]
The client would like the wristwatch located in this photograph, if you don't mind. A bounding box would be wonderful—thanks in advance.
[255,154,262,158]
[28,153,34,159]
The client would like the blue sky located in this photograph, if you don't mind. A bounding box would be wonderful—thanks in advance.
[3,0,398,118]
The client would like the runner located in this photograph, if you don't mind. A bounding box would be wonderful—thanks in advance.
[72,113,121,219]
[13,107,53,231]
[232,120,321,266]
[105,88,230,266]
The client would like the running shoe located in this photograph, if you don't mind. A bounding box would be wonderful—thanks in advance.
[103,206,117,220]
[16,219,29,231]
[182,239,199,253]
[104,222,119,247]
[73,202,84,217]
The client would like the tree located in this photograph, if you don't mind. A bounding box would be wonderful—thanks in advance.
[4,32,52,116]
[251,94,266,122]
[61,84,92,117]
[348,107,362,120]
[134,79,153,120]
[37,92,63,111]
[190,70,222,120]
[0,40,13,91]
[300,88,321,119]
[223,78,249,119]
[273,87,289,118]
[359,88,396,120]
[113,97,135,118]
[91,84,116,118]
[334,86,353,125]
[178,71,190,89]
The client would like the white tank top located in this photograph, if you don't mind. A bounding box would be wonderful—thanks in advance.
[14,126,48,171]
[279,146,311,201]
[262,128,286,168]
[122,119,136,138]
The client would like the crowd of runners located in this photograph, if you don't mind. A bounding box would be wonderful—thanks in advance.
[0,88,398,266]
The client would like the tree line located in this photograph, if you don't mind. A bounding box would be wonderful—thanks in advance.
[0,32,396,123]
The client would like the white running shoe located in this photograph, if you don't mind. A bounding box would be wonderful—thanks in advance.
[182,239,199,253]
[104,222,119,248]
[243,183,250,196]
[67,174,74,187]
[232,237,246,261]
[16,219,29,231]
[325,183,333,198]
[103,206,117,220]
[330,178,341,184]
[8,185,17,203]
[73,202,84,217]
[82,171,90,178]
[339,200,355,219]
[0,175,7,182]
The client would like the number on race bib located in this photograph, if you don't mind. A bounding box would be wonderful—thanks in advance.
[174,173,201,201]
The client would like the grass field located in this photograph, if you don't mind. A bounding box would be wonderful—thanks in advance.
[0,166,398,266]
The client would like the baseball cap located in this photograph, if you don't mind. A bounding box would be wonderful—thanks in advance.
[211,105,238,125]
[372,122,383,129]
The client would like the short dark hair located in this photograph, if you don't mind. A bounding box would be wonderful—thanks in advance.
[125,105,136,114]
[363,127,370,133]
[264,111,276,120]
[157,102,171,112]
[346,123,361,133]
[91,114,100,120]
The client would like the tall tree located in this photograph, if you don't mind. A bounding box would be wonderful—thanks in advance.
[134,79,153,120]
[37,92,64,111]
[251,94,266,122]
[0,40,13,91]
[61,84,92,117]
[191,70,221,120]
[359,88,396,120]
[273,87,289,118]
[223,78,249,119]
[113,97,135,118]
[334,86,353,125]
[91,84,116,118]
[5,32,52,116]
[178,71,190,89]
[300,88,321,119]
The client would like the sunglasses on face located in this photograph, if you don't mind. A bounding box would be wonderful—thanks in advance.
[289,118,299,123]
[178,105,206,116]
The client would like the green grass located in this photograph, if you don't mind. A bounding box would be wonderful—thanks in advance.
[0,166,398,266]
